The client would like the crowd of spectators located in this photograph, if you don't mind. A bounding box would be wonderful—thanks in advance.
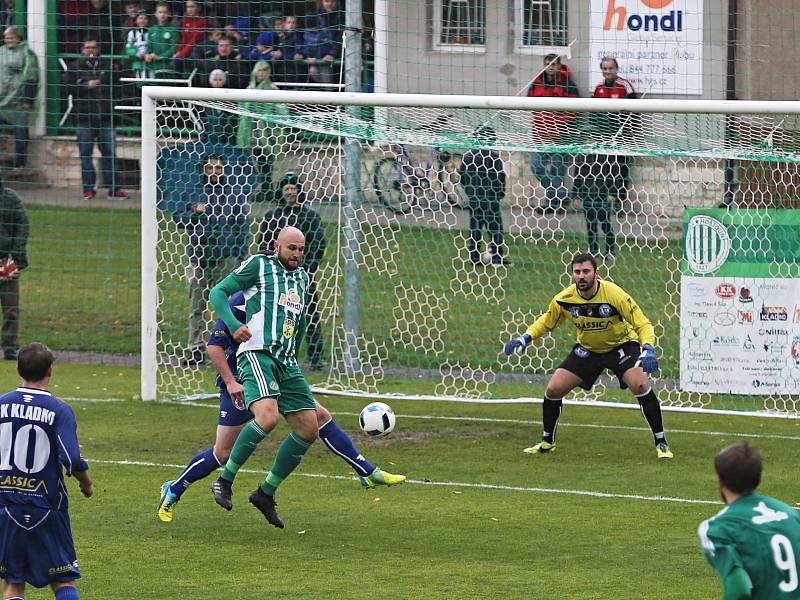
[56,0,360,90]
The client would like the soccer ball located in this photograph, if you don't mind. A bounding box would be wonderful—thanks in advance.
[480,250,494,265]
[359,402,396,438]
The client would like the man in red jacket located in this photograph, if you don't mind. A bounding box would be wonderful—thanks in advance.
[527,54,579,215]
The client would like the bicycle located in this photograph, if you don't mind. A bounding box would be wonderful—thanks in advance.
[371,144,467,214]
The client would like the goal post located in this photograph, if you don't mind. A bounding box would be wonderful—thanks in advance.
[141,86,800,416]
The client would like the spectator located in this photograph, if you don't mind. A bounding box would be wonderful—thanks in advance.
[247,15,281,62]
[203,35,246,89]
[258,172,327,370]
[271,15,306,85]
[237,60,289,191]
[297,0,344,85]
[0,0,14,29]
[458,126,508,266]
[0,26,39,170]
[79,0,117,56]
[527,53,578,215]
[571,154,620,260]
[173,0,209,71]
[59,0,90,53]
[0,177,28,360]
[145,2,179,76]
[170,154,252,366]
[64,38,128,200]
[190,27,224,67]
[125,10,151,79]
[591,56,637,201]
[201,69,238,145]
[224,1,255,46]
[116,0,142,53]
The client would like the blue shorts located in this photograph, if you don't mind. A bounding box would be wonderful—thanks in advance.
[0,506,80,588]
[218,388,253,427]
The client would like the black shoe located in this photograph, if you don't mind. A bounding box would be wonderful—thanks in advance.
[249,488,284,528]
[3,350,17,361]
[309,361,324,372]
[211,478,233,511]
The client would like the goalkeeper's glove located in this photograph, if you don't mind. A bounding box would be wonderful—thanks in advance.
[637,344,659,373]
[504,333,532,356]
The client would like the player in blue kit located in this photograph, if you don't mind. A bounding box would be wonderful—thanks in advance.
[157,290,405,524]
[0,343,93,600]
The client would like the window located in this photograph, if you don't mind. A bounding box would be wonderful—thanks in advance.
[433,0,486,53]
[515,0,569,55]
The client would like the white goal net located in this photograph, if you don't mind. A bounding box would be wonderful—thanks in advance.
[141,88,800,416]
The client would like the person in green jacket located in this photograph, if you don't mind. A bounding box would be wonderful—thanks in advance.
[258,172,327,370]
[0,26,39,169]
[144,2,178,76]
[236,60,289,194]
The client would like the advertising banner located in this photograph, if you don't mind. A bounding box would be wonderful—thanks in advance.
[589,0,703,95]
[680,209,800,394]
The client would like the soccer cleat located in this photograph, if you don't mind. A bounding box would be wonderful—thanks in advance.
[523,441,556,454]
[82,190,96,199]
[656,443,674,459]
[211,478,233,510]
[359,467,407,489]
[248,488,284,528]
[157,480,179,523]
[110,189,130,199]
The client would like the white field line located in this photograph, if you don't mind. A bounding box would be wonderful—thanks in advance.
[155,399,800,442]
[88,458,721,506]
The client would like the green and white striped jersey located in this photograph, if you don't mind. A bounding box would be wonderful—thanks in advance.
[230,254,310,365]
[698,493,800,599]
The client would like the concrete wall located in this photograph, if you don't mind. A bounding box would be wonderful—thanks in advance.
[386,1,730,100]
[735,0,800,101]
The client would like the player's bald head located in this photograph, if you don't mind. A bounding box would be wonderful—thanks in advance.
[277,226,305,245]
[274,226,306,270]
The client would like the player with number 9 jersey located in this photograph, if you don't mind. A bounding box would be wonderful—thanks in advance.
[699,443,800,599]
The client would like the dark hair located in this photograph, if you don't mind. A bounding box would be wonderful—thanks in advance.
[155,1,171,11]
[715,443,762,495]
[571,253,598,270]
[600,56,619,69]
[17,343,55,382]
[543,53,560,65]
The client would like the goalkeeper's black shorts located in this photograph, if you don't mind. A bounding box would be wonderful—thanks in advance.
[558,341,641,390]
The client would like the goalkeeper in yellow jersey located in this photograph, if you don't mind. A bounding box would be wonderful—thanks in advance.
[504,253,673,459]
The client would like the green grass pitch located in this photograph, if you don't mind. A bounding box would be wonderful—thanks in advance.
[1,363,799,599]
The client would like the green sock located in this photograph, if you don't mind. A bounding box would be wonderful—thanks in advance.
[220,420,268,482]
[260,432,313,496]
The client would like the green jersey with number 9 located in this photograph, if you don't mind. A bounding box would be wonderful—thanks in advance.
[699,493,800,599]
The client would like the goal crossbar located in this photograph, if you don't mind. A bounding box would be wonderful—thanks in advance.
[142,87,800,116]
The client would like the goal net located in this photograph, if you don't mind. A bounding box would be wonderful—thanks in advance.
[142,88,800,416]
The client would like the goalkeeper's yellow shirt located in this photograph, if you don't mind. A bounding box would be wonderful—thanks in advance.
[524,280,655,354]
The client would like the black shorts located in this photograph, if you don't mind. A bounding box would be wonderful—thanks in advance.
[558,341,641,390]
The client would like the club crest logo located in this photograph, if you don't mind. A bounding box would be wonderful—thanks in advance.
[598,304,612,317]
[282,317,296,339]
[570,307,581,318]
[574,346,590,358]
[685,216,731,274]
